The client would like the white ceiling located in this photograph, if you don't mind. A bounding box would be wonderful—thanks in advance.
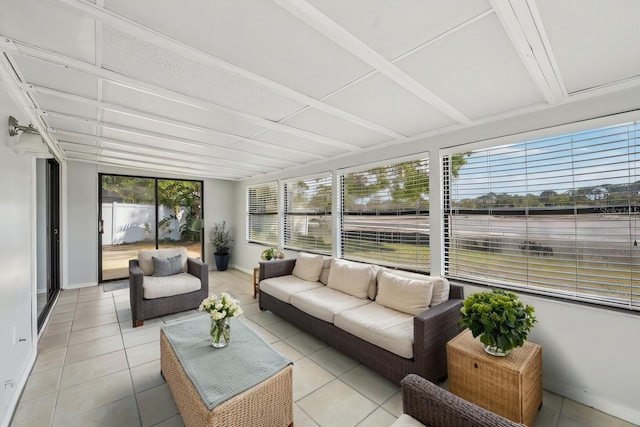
[1,0,640,180]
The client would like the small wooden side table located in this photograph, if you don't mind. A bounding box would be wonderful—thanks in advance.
[447,330,542,427]
[253,267,260,298]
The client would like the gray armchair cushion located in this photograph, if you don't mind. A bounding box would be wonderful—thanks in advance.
[152,254,183,277]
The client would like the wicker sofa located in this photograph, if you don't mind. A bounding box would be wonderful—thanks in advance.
[393,374,525,427]
[129,247,208,327]
[258,255,463,384]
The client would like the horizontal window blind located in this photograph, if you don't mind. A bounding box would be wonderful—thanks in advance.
[247,182,278,245]
[284,175,332,254]
[445,122,640,309]
[341,158,430,270]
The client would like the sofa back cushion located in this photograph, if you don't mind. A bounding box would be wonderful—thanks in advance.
[377,268,450,306]
[138,247,188,276]
[327,259,376,299]
[376,271,434,315]
[292,252,324,282]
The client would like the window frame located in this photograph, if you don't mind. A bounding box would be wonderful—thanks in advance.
[246,181,279,246]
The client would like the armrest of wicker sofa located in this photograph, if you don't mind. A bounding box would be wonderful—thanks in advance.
[400,374,525,427]
[129,259,145,321]
[259,258,296,281]
[187,257,208,287]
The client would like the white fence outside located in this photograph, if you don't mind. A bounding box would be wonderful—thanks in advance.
[101,202,183,245]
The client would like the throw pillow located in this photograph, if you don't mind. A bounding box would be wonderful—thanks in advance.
[376,268,450,306]
[376,271,433,316]
[318,257,333,285]
[327,259,374,299]
[152,254,183,277]
[291,252,324,282]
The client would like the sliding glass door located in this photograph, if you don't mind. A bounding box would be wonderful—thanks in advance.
[99,174,203,282]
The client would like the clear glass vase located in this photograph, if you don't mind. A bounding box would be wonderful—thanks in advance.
[210,318,231,348]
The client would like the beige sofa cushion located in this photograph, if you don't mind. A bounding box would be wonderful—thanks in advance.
[334,302,414,359]
[290,287,371,323]
[143,272,201,299]
[376,271,433,316]
[138,247,188,276]
[377,268,450,306]
[327,259,376,299]
[292,252,324,282]
[260,275,323,304]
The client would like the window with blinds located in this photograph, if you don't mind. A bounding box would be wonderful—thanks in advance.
[247,182,278,245]
[340,158,430,270]
[283,174,332,253]
[444,122,640,310]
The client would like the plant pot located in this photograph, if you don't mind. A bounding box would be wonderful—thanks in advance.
[481,341,512,357]
[214,254,229,271]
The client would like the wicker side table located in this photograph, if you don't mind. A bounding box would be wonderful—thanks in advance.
[447,330,542,427]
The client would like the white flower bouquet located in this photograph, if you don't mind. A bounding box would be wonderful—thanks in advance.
[199,292,243,347]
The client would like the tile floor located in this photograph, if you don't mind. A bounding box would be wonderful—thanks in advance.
[9,269,638,427]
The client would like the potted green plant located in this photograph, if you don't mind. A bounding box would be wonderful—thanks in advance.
[460,289,537,356]
[261,247,284,261]
[210,221,233,271]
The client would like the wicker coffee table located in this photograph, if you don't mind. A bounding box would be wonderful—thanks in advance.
[160,316,293,427]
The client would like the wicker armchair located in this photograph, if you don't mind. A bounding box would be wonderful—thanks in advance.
[129,248,208,327]
[395,374,526,427]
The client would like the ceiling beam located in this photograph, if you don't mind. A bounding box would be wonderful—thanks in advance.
[489,0,566,104]
[1,37,363,152]
[272,0,472,125]
[53,0,406,140]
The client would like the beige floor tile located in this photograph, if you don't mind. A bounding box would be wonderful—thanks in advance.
[68,323,121,346]
[535,406,561,427]
[152,414,185,427]
[32,347,66,374]
[544,389,565,412]
[247,310,282,326]
[54,370,134,423]
[53,396,141,427]
[340,365,399,405]
[75,298,116,311]
[43,320,73,336]
[130,359,165,393]
[381,391,403,417]
[136,383,179,427]
[356,407,398,427]
[284,332,328,356]
[292,358,335,401]
[38,330,70,353]
[561,399,636,427]
[298,379,378,427]
[49,310,75,325]
[52,301,77,315]
[122,325,162,348]
[119,317,163,334]
[126,340,161,368]
[270,340,305,362]
[557,414,588,427]
[294,403,319,427]
[263,320,303,339]
[9,392,56,427]
[71,312,118,331]
[73,304,116,320]
[60,350,129,389]
[116,307,132,322]
[308,346,359,377]
[240,301,262,316]
[20,367,62,401]
[246,324,279,344]
[65,334,124,365]
[160,310,199,324]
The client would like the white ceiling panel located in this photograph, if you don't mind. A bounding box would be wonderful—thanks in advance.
[0,0,96,63]
[101,26,305,122]
[307,0,491,60]
[282,108,392,148]
[12,55,98,99]
[100,82,266,139]
[324,73,456,135]
[1,1,638,181]
[103,0,373,99]
[536,0,640,94]
[397,14,543,120]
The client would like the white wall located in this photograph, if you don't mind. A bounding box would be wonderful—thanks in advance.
[232,87,640,425]
[0,91,38,427]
